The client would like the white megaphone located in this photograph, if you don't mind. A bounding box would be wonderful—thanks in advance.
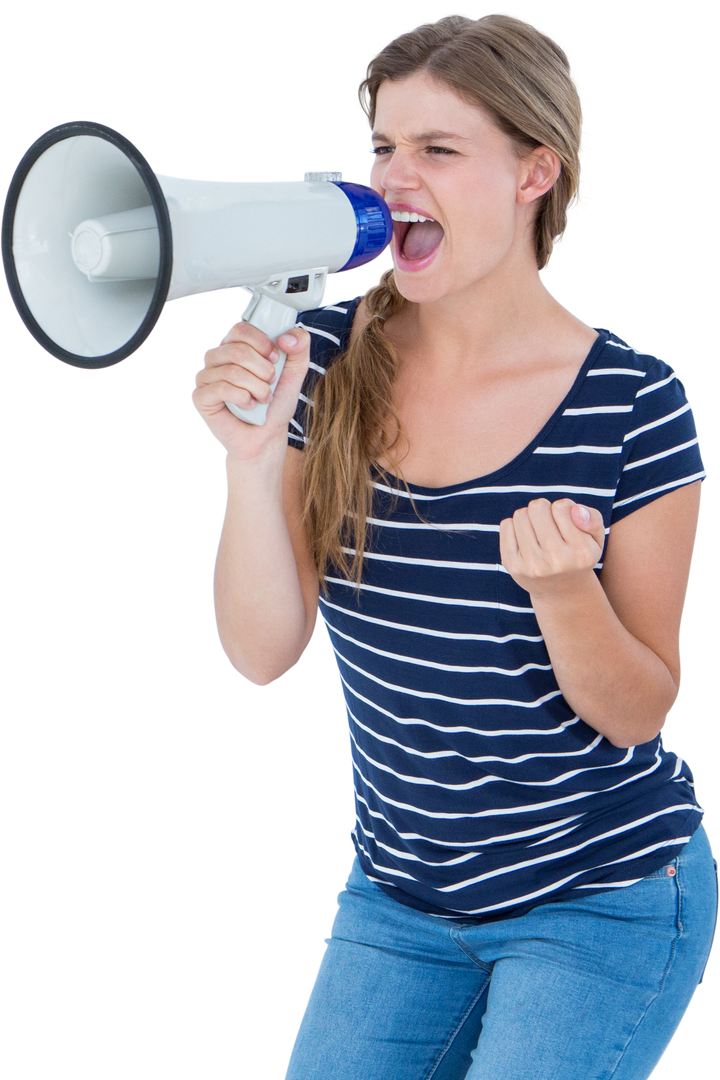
[2,121,392,425]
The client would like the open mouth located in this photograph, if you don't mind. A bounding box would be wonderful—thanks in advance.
[391,211,444,267]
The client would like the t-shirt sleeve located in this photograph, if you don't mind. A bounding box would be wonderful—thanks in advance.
[286,301,357,451]
[284,369,310,449]
[611,359,705,524]
[287,336,332,452]
[287,365,314,452]
[286,310,316,452]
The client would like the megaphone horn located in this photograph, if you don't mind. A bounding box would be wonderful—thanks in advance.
[2,121,392,425]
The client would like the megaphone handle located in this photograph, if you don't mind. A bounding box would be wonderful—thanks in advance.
[225,293,299,426]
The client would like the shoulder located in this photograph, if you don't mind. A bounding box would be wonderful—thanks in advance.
[295,291,367,345]
[287,298,362,451]
[590,330,696,408]
[349,296,372,344]
[588,328,699,439]
[295,297,362,373]
[597,332,705,523]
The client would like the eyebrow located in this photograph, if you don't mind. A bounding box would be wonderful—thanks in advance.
[371,130,469,144]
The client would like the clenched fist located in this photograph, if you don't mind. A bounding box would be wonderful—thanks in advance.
[193,322,311,461]
[499,498,606,600]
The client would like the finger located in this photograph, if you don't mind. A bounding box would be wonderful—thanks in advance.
[220,321,280,361]
[205,339,278,376]
[548,498,581,544]
[203,348,277,389]
[569,502,606,549]
[498,517,519,565]
[523,498,563,550]
[551,500,604,551]
[193,377,266,414]
[277,327,311,362]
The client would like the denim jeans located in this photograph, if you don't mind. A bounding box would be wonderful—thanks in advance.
[285,824,717,1080]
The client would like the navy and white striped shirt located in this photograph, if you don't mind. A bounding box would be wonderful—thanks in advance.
[289,298,706,922]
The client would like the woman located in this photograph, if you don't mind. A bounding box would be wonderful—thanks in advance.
[193,14,717,1080]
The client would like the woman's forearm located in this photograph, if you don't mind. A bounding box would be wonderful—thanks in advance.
[216,450,311,682]
[529,570,678,747]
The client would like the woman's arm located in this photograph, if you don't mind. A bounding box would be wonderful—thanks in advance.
[499,482,701,747]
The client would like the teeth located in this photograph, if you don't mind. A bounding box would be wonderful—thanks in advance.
[391,211,435,223]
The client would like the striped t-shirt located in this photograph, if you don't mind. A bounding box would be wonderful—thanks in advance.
[288,298,706,922]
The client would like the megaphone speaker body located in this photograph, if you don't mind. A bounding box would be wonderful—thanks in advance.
[2,122,392,424]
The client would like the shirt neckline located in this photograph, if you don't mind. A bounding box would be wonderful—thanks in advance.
[338,298,608,494]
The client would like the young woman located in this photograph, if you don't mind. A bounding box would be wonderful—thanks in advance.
[193,14,717,1080]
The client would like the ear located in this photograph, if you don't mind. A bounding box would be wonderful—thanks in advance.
[517,147,562,204]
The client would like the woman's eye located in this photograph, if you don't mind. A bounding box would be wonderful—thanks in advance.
[367,147,455,157]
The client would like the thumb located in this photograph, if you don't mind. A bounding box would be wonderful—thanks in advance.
[265,327,312,421]
[571,503,606,550]
[277,327,311,370]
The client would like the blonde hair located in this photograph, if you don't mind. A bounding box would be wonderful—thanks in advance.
[302,14,582,586]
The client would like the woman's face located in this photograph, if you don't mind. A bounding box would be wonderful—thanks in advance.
[370,71,541,305]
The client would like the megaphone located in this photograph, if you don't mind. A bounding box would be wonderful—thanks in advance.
[2,121,392,425]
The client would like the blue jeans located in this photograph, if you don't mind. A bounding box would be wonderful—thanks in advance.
[285,825,717,1079]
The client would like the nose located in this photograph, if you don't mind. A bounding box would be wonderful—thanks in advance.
[374,147,422,197]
